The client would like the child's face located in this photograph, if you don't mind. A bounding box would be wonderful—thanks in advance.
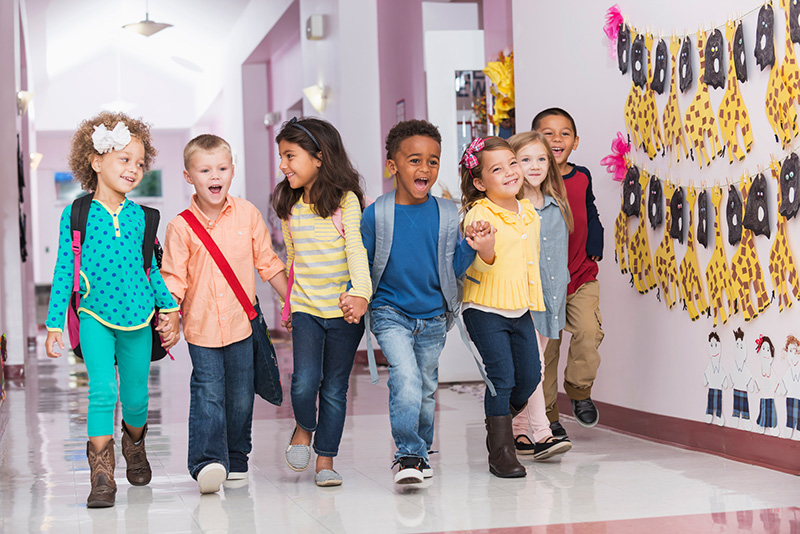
[517,141,549,191]
[708,337,720,360]
[734,338,746,365]
[536,115,579,168]
[760,342,773,363]
[388,135,440,205]
[92,138,145,198]
[788,342,800,366]
[279,140,321,198]
[184,147,234,213]
[474,149,522,207]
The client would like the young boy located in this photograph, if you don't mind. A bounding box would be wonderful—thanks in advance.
[161,134,288,494]
[341,120,493,484]
[533,108,605,437]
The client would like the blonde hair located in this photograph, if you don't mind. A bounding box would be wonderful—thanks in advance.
[69,111,156,191]
[508,131,574,233]
[183,134,233,169]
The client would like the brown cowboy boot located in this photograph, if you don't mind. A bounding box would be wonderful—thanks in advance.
[87,439,117,508]
[121,421,152,486]
[485,415,526,478]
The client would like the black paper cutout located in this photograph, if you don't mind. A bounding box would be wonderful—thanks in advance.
[618,23,631,74]
[727,184,743,245]
[632,34,647,88]
[697,190,709,248]
[780,153,800,219]
[623,166,642,217]
[670,187,685,243]
[734,21,748,83]
[755,4,775,70]
[651,39,668,94]
[648,174,663,229]
[679,36,694,93]
[791,0,800,43]
[704,29,725,89]
[744,173,771,238]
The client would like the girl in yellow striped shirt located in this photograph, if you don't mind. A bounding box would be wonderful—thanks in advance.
[272,117,371,487]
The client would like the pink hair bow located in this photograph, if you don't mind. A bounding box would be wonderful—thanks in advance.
[460,138,486,170]
[604,4,624,59]
[600,131,631,182]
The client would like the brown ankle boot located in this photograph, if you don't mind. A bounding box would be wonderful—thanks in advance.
[121,421,152,486]
[87,439,117,508]
[485,416,526,478]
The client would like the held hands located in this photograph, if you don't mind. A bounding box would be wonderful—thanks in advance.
[155,311,181,350]
[281,316,293,333]
[45,331,65,359]
[465,219,497,265]
[338,292,368,324]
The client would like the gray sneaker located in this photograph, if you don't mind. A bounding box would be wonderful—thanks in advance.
[315,469,342,487]
[285,430,311,471]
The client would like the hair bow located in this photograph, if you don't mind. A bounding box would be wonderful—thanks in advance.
[755,335,765,352]
[460,138,486,170]
[92,122,132,154]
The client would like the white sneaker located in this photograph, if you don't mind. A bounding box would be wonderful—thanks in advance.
[227,471,248,481]
[197,463,227,494]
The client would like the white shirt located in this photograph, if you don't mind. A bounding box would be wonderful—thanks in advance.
[730,362,754,391]
[704,361,727,389]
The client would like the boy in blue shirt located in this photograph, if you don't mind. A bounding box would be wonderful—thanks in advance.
[341,120,493,484]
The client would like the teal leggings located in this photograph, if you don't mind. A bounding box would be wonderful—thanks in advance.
[80,313,152,437]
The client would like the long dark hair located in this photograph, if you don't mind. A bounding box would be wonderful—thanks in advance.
[272,117,364,220]
[459,136,517,215]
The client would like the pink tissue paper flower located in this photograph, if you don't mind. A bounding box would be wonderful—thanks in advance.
[600,131,631,182]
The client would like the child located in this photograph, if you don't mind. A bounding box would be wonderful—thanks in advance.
[272,117,371,487]
[729,327,755,430]
[340,120,493,484]
[44,112,180,508]
[459,136,544,478]
[508,131,574,460]
[703,331,728,426]
[160,134,288,494]
[778,335,800,440]
[533,107,605,436]
[754,335,780,436]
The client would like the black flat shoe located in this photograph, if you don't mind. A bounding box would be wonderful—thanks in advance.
[533,436,572,461]
[514,434,535,454]
[571,398,599,428]
[549,420,568,437]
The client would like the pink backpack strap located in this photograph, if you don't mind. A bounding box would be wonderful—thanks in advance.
[281,214,294,322]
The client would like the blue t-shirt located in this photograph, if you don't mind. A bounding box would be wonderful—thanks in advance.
[361,195,474,319]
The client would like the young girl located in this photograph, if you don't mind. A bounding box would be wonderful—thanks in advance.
[272,117,371,487]
[44,112,180,508]
[755,335,781,436]
[459,136,544,478]
[507,131,574,460]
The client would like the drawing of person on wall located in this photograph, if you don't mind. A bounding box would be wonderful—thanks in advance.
[776,335,800,440]
[703,331,728,427]
[728,327,755,431]
[754,335,781,437]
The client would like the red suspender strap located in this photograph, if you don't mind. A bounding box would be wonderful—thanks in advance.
[179,210,258,321]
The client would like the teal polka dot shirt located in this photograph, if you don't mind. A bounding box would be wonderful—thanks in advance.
[46,198,179,332]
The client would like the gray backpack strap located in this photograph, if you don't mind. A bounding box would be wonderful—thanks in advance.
[365,192,395,384]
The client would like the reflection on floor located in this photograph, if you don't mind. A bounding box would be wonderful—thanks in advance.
[1,335,799,534]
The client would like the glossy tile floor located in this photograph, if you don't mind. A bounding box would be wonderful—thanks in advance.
[1,335,799,534]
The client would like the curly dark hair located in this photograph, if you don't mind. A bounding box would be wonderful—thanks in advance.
[271,117,365,220]
[385,119,442,160]
[68,111,156,191]
[459,136,517,215]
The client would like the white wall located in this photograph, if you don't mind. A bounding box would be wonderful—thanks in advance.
[513,0,800,430]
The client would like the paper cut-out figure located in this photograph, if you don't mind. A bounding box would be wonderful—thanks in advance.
[705,186,735,326]
[636,33,665,160]
[670,185,685,243]
[769,158,800,311]
[755,4,776,70]
[727,183,743,245]
[680,186,710,320]
[764,0,800,147]
[704,331,728,426]
[779,153,800,220]
[614,193,630,275]
[754,335,781,436]
[651,38,668,94]
[679,35,694,92]
[648,173,663,229]
[730,175,771,322]
[663,36,691,163]
[704,28,725,89]
[622,165,641,216]
[729,327,755,430]
[697,189,709,248]
[685,30,723,168]
[653,180,682,309]
[733,20,748,83]
[632,34,647,87]
[743,172,771,238]
[628,169,657,294]
[777,334,800,440]
[718,20,754,164]
[791,0,800,43]
[618,23,631,74]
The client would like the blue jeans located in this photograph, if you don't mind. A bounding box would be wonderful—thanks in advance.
[187,336,254,478]
[462,308,541,417]
[371,306,447,461]
[291,312,364,457]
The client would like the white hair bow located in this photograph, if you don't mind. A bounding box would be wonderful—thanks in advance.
[92,122,132,154]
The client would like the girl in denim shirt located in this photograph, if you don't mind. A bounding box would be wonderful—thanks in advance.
[509,131,574,460]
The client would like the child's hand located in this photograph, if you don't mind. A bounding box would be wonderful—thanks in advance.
[338,291,355,323]
[156,311,181,350]
[45,331,65,359]
[464,219,491,240]
[340,294,368,324]
[467,223,497,265]
[589,255,602,262]
[281,316,293,333]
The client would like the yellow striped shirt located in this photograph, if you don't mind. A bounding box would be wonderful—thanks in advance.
[281,191,372,318]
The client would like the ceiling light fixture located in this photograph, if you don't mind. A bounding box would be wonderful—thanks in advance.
[123,0,172,37]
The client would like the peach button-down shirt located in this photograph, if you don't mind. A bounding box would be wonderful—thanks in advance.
[161,195,284,348]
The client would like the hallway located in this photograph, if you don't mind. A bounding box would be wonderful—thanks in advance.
[1,334,799,534]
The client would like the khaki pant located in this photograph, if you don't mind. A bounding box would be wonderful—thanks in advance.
[543,280,604,422]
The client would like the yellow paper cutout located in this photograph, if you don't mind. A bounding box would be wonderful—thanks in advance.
[718,20,754,163]
[679,186,710,320]
[768,157,800,310]
[704,186,735,326]
[684,30,723,168]
[653,180,681,309]
[636,33,665,160]
[614,194,630,274]
[663,36,690,164]
[628,169,657,293]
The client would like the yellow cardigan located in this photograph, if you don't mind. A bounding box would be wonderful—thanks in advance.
[463,198,545,311]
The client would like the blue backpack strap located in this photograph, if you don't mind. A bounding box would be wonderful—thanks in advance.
[364,192,395,384]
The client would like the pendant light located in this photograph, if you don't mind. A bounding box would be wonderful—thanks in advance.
[123,0,172,37]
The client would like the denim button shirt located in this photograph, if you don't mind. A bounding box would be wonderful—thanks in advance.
[531,195,569,339]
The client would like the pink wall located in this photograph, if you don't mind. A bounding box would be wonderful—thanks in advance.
[483,0,513,60]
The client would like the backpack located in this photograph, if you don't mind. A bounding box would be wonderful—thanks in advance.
[66,193,169,362]
[362,192,496,395]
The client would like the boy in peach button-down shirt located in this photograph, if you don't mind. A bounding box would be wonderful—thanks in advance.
[160,134,289,494]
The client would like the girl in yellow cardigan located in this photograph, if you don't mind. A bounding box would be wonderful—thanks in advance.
[459,136,545,479]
